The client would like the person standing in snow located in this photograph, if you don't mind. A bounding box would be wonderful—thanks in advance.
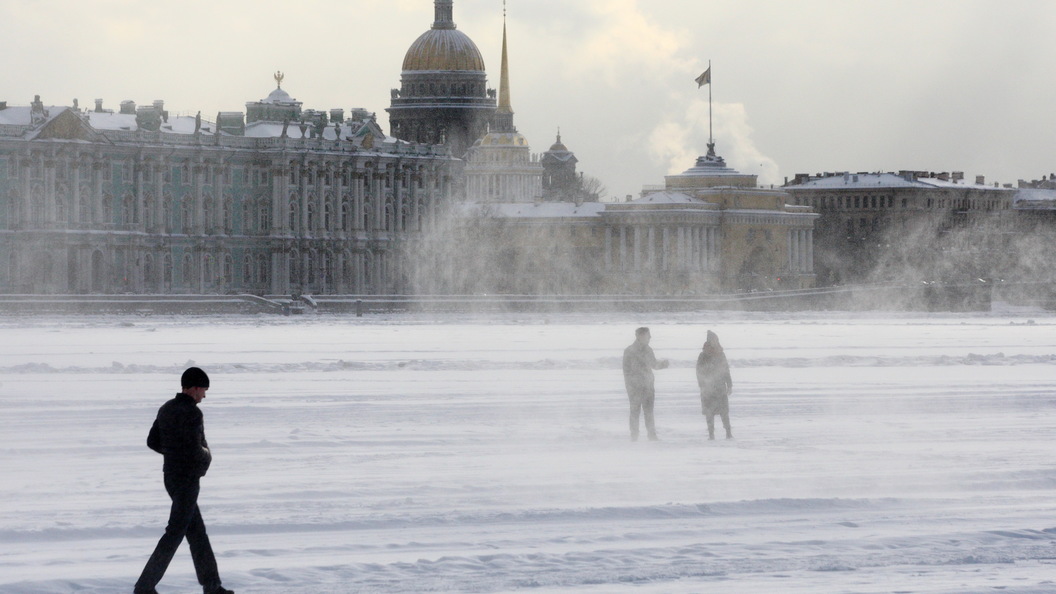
[622,327,669,441]
[135,367,233,594]
[696,330,733,440]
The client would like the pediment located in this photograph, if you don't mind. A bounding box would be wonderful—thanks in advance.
[34,109,107,143]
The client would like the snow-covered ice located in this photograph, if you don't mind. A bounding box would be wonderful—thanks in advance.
[1,310,1055,593]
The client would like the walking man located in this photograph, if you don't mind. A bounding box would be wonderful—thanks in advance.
[135,367,233,594]
[622,327,669,441]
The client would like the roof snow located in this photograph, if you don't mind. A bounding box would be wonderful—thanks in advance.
[793,172,1008,192]
[630,191,698,204]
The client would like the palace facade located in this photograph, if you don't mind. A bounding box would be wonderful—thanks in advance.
[0,87,456,295]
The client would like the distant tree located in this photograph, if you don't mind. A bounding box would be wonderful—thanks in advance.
[576,174,606,203]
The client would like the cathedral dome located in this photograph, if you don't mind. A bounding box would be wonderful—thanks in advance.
[401,0,485,72]
[402,28,485,72]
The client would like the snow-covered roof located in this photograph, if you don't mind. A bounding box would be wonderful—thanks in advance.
[244,121,304,139]
[790,172,1010,192]
[0,105,68,127]
[0,106,34,126]
[630,191,698,204]
[792,173,923,189]
[85,111,145,132]
[160,115,210,135]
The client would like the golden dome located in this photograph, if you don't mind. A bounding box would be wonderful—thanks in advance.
[402,1,484,72]
[402,28,485,72]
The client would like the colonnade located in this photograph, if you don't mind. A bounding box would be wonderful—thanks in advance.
[789,228,814,273]
[604,224,721,273]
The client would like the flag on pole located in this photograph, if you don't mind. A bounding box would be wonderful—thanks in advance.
[695,66,711,88]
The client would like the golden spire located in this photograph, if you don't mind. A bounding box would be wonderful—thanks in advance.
[497,2,512,114]
[274,71,284,89]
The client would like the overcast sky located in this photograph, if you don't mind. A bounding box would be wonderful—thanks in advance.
[3,0,1054,199]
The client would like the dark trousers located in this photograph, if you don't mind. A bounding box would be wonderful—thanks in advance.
[627,386,656,439]
[135,474,221,593]
[702,392,731,438]
[705,411,731,437]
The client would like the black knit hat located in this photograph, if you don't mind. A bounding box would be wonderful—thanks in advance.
[181,367,210,389]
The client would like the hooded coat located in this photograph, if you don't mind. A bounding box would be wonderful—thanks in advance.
[696,331,732,415]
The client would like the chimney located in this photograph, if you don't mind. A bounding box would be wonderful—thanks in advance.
[217,111,246,136]
[120,100,136,115]
[976,175,985,185]
[937,172,949,182]
[0,101,6,111]
[152,100,168,123]
[329,108,345,123]
[136,105,161,131]
[94,98,104,112]
[952,171,964,183]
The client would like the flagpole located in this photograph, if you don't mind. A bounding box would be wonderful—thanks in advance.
[708,60,713,146]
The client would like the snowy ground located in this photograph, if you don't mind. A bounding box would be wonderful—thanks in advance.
[1,309,1056,593]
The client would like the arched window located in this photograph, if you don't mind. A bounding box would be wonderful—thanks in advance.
[306,250,316,285]
[203,254,214,284]
[202,195,212,232]
[288,199,299,232]
[222,253,233,285]
[123,193,135,226]
[323,251,334,290]
[258,254,269,285]
[143,254,154,290]
[242,255,254,285]
[222,196,232,232]
[288,249,300,286]
[182,197,193,232]
[163,254,173,288]
[259,200,271,233]
[182,254,194,288]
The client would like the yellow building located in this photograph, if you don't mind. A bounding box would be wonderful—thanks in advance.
[445,144,817,296]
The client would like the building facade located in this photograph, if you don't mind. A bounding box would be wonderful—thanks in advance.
[784,171,1014,286]
[448,144,817,295]
[0,86,456,295]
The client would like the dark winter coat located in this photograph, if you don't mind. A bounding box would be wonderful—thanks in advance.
[696,345,732,415]
[147,393,212,477]
[623,341,661,394]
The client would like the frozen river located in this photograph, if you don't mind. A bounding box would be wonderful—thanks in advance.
[1,309,1055,593]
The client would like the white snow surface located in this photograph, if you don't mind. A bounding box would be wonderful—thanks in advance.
[2,309,1056,593]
